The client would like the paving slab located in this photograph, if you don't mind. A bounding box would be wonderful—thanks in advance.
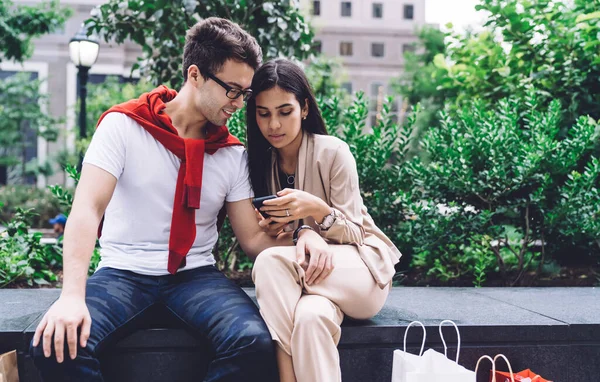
[0,289,59,354]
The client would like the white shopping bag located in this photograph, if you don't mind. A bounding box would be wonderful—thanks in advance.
[391,321,427,382]
[392,320,475,382]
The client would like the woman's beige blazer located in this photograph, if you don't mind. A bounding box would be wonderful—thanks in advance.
[267,132,402,288]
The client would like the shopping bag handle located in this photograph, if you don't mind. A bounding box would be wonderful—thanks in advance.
[474,354,515,382]
[403,321,426,356]
[493,354,515,382]
[439,319,461,362]
[475,355,495,381]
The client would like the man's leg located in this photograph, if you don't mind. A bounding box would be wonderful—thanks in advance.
[162,266,278,382]
[30,268,158,382]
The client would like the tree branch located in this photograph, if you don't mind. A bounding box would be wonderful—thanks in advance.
[518,203,531,272]
[490,244,507,284]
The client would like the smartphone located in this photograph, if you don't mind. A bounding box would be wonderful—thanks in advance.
[252,195,278,210]
[252,195,278,223]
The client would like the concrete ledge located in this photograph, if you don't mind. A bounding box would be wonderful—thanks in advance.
[2,287,598,381]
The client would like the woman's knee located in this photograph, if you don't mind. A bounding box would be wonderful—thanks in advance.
[293,296,340,331]
[252,246,295,278]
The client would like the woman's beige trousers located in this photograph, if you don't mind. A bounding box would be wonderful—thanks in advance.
[252,245,390,382]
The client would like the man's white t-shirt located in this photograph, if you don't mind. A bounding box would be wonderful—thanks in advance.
[83,112,253,275]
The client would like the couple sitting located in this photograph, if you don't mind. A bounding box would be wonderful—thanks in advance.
[30,17,401,382]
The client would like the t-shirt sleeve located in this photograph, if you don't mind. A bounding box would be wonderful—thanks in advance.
[226,149,254,202]
[82,112,129,180]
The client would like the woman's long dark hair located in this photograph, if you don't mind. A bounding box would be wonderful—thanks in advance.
[246,59,328,197]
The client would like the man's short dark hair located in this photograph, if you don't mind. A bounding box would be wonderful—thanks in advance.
[182,17,263,82]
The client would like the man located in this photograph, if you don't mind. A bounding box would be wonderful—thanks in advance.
[48,213,67,238]
[30,17,330,382]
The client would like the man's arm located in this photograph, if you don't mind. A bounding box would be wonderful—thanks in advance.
[226,198,288,260]
[226,198,334,285]
[33,164,117,362]
[61,164,117,296]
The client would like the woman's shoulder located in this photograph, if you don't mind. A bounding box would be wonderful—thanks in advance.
[311,134,349,153]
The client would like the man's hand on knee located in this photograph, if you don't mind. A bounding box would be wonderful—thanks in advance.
[32,295,92,363]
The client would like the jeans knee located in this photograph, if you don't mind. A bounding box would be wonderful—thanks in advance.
[253,330,275,359]
[29,337,94,368]
[231,324,274,356]
[30,339,45,364]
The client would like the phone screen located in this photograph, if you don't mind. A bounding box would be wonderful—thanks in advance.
[252,195,278,224]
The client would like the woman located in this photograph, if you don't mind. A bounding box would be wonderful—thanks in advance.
[247,59,402,382]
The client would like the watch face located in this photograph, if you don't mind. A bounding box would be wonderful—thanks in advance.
[320,213,335,229]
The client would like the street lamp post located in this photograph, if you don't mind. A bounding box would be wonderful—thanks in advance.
[69,24,99,169]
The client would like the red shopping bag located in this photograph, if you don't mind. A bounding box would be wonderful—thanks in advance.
[493,369,552,382]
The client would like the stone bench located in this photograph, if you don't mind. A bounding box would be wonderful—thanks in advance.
[2,287,599,381]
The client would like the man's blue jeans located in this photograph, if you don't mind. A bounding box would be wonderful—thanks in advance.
[30,266,278,382]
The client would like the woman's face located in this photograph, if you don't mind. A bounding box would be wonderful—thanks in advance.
[254,86,307,150]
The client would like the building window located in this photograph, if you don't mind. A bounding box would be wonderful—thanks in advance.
[402,43,416,54]
[340,42,353,56]
[341,82,353,94]
[373,3,383,18]
[0,70,40,185]
[404,4,414,20]
[314,40,322,54]
[313,1,321,16]
[341,2,352,17]
[371,43,385,58]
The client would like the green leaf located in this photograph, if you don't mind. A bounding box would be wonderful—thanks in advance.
[493,67,511,77]
[433,54,448,70]
[575,11,600,23]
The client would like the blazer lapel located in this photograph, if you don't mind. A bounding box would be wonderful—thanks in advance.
[296,131,309,192]
[268,148,280,194]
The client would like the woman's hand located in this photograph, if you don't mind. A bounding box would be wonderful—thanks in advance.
[260,189,331,224]
[296,229,334,285]
[254,208,288,237]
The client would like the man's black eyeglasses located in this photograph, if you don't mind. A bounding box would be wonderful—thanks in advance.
[207,73,253,102]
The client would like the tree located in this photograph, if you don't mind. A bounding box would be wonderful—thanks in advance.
[0,73,63,184]
[0,0,72,63]
[395,0,600,129]
[86,0,315,89]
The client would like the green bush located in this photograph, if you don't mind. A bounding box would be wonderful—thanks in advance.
[401,91,599,285]
[0,185,64,228]
[0,206,62,287]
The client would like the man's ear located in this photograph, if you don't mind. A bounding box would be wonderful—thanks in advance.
[187,65,204,86]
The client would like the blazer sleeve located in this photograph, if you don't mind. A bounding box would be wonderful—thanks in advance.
[319,143,366,245]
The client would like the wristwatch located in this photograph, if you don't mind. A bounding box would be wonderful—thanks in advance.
[318,209,338,230]
[293,225,314,245]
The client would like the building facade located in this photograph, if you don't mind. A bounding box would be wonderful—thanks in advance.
[301,0,426,125]
[1,0,141,186]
